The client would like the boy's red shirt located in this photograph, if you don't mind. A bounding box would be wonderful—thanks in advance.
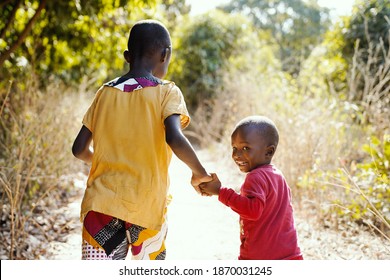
[218,164,302,260]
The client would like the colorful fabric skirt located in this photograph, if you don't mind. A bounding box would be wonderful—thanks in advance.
[81,210,167,260]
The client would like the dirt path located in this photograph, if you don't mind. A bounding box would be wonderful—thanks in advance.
[47,151,240,260]
[47,151,390,260]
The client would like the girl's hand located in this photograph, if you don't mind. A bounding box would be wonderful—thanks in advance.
[191,172,213,194]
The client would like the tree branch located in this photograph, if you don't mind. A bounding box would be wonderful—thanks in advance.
[0,0,22,40]
[0,0,15,8]
[0,0,47,67]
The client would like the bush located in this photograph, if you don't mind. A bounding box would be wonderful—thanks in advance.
[297,135,390,239]
[169,11,267,109]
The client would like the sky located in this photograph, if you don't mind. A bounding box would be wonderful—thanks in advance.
[187,0,356,17]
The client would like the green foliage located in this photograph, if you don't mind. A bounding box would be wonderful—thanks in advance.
[340,0,390,126]
[298,18,350,99]
[300,4,390,133]
[0,0,158,87]
[342,0,390,64]
[169,10,271,109]
[219,0,331,75]
[360,135,390,184]
[297,135,390,236]
[157,0,191,32]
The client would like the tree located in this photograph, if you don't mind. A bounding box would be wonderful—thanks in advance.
[343,0,389,62]
[0,0,158,86]
[158,0,191,32]
[298,18,350,99]
[169,11,246,108]
[218,0,331,76]
[168,10,279,109]
[0,0,47,67]
[341,0,390,130]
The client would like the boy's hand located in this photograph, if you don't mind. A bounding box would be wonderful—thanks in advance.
[191,172,213,194]
[199,173,221,196]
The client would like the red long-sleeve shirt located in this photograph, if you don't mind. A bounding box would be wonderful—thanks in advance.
[219,164,302,260]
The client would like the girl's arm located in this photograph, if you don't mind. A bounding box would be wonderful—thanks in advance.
[72,125,93,163]
[164,114,212,191]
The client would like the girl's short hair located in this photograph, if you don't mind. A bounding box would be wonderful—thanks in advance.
[127,20,171,59]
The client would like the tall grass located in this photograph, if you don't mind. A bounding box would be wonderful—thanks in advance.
[348,35,390,135]
[0,77,90,259]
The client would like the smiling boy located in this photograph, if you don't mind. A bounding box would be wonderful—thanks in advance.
[200,116,303,260]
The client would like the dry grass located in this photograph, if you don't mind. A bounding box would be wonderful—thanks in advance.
[0,77,91,259]
[348,34,390,134]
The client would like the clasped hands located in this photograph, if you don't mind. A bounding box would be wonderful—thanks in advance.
[191,173,221,196]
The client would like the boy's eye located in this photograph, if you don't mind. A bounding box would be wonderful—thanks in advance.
[243,146,249,151]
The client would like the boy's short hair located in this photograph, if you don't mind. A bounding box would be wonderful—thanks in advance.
[234,116,279,147]
[128,20,171,59]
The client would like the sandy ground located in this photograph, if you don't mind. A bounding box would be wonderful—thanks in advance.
[166,151,241,260]
[48,151,390,260]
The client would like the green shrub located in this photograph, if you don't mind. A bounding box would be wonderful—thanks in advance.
[298,135,390,238]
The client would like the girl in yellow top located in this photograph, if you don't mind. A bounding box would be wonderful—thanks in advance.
[72,20,212,260]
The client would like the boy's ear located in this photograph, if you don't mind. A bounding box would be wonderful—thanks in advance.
[265,145,276,158]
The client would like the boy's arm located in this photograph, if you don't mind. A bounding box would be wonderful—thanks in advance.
[72,125,93,164]
[218,177,264,220]
[201,173,264,220]
[164,114,212,192]
[219,186,264,221]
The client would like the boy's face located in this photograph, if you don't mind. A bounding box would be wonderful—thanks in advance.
[231,126,273,173]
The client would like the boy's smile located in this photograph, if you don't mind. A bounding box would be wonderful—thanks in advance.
[231,126,273,173]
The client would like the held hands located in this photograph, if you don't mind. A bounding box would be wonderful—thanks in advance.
[191,172,221,196]
[191,172,213,195]
[199,173,221,196]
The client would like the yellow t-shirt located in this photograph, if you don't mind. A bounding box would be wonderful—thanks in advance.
[81,80,190,230]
